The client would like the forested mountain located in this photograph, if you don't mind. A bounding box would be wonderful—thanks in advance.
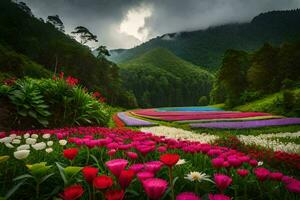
[211,40,300,115]
[110,9,300,71]
[0,0,135,107]
[120,48,213,107]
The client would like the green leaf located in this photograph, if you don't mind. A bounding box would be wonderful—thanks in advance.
[0,155,9,163]
[13,174,34,182]
[40,173,55,184]
[5,180,26,199]
[55,162,68,185]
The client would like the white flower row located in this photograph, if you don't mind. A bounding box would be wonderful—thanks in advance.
[0,133,68,160]
[141,126,219,144]
[255,131,300,139]
[238,134,300,154]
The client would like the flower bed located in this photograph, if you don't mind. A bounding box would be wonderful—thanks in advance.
[190,118,300,129]
[117,112,156,127]
[156,107,223,112]
[0,127,299,199]
[141,126,219,144]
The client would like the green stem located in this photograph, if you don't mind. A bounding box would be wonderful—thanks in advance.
[168,167,175,200]
[86,147,90,165]
[36,181,40,199]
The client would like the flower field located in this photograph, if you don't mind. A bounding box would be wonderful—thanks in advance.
[0,126,300,200]
[115,107,300,129]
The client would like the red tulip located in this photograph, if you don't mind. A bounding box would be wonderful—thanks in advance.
[160,153,180,167]
[214,174,232,192]
[63,148,79,160]
[93,175,113,190]
[60,184,84,200]
[118,170,135,189]
[236,169,249,177]
[126,151,138,160]
[254,168,270,181]
[105,189,125,200]
[82,166,98,184]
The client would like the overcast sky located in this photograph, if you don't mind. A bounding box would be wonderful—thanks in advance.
[23,0,300,49]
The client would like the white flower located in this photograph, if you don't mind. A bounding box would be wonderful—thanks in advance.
[15,136,22,139]
[12,139,21,144]
[0,137,12,143]
[17,144,30,151]
[258,161,263,166]
[45,148,53,153]
[31,134,39,139]
[23,133,30,139]
[42,134,51,139]
[9,134,17,139]
[32,142,46,150]
[184,171,213,183]
[5,143,14,148]
[14,150,30,160]
[176,159,187,166]
[59,140,67,146]
[141,126,218,144]
[47,141,53,146]
[26,138,37,145]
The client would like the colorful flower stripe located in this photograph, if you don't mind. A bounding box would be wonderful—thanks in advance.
[190,118,300,129]
[133,109,236,117]
[117,112,156,126]
[156,106,223,112]
[176,115,284,124]
[157,112,272,121]
[112,114,125,128]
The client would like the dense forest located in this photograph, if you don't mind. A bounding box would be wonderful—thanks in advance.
[120,48,213,107]
[0,0,136,108]
[211,40,300,114]
[109,9,300,71]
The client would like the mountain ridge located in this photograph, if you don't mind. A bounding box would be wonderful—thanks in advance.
[109,9,300,71]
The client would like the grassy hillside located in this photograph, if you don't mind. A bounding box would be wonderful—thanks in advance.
[235,88,300,116]
[0,0,134,107]
[120,48,213,107]
[110,9,300,71]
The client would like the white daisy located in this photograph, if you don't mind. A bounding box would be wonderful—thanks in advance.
[184,171,213,183]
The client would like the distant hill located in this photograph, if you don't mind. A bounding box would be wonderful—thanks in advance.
[0,0,133,107]
[120,48,213,107]
[110,9,300,71]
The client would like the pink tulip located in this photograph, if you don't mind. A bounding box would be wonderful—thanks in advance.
[176,192,200,200]
[211,158,224,169]
[214,174,232,192]
[137,171,155,182]
[105,159,128,178]
[269,172,283,181]
[144,161,163,174]
[286,180,300,193]
[142,178,168,200]
[108,149,117,157]
[227,156,242,168]
[129,163,144,173]
[209,194,231,200]
[157,146,167,153]
[254,168,270,181]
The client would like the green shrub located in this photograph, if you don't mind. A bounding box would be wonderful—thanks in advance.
[1,77,110,129]
[198,96,208,106]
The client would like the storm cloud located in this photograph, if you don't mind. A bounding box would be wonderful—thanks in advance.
[23,0,300,49]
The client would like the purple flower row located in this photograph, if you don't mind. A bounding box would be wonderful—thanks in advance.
[190,118,300,129]
[117,112,156,127]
